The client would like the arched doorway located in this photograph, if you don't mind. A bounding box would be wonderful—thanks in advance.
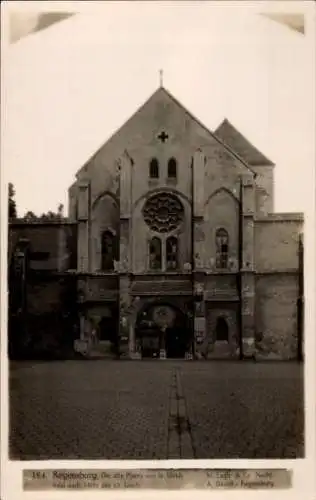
[96,304,119,354]
[215,317,229,342]
[135,302,190,359]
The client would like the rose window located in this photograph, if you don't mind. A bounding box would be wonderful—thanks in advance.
[142,193,184,233]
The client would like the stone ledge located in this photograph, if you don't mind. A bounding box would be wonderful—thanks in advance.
[256,213,304,222]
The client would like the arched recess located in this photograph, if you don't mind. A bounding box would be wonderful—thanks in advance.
[91,193,120,271]
[132,188,192,273]
[204,186,238,208]
[135,300,192,358]
[92,191,119,211]
[215,316,229,341]
[204,188,238,268]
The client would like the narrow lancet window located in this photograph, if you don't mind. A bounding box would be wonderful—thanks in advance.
[216,228,229,269]
[149,158,159,179]
[101,231,116,270]
[166,236,178,270]
[149,237,162,270]
[167,158,177,179]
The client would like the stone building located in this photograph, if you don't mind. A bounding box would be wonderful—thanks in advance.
[9,86,304,360]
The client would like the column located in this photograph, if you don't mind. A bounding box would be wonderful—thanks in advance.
[79,315,85,340]
[193,150,206,268]
[242,175,255,271]
[191,150,206,359]
[119,275,132,356]
[159,328,167,359]
[118,151,134,356]
[191,281,205,359]
[77,182,90,272]
[241,273,255,357]
[241,175,256,357]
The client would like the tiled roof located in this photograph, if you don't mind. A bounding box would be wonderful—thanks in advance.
[214,119,274,167]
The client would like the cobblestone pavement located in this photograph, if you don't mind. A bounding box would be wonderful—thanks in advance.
[9,360,304,460]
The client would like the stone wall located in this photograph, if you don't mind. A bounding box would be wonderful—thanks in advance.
[255,273,299,359]
[90,193,119,271]
[252,165,274,215]
[255,218,303,272]
[9,221,77,272]
[26,276,65,315]
[204,189,239,267]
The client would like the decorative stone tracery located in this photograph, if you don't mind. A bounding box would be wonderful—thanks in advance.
[142,193,184,233]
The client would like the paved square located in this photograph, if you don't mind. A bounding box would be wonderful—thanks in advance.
[9,360,304,460]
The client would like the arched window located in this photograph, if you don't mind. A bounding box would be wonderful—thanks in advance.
[216,228,229,269]
[167,158,177,179]
[101,231,116,270]
[149,158,159,179]
[216,317,229,342]
[149,237,162,270]
[166,236,178,270]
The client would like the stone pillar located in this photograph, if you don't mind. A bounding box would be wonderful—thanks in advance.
[77,182,90,272]
[241,274,255,357]
[159,328,167,359]
[193,150,204,217]
[118,150,135,357]
[128,321,136,354]
[119,275,131,355]
[193,150,206,268]
[191,151,206,360]
[119,152,132,217]
[57,226,67,272]
[192,281,205,359]
[241,175,256,357]
[79,315,85,340]
[242,174,255,271]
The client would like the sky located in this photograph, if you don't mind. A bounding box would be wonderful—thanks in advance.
[3,2,315,217]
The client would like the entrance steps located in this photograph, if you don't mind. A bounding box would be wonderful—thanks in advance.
[74,339,116,359]
[205,341,238,360]
[88,341,116,359]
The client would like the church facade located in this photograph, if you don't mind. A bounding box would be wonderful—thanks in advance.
[9,86,304,360]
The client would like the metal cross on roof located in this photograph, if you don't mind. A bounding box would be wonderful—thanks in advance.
[159,69,163,87]
[157,131,169,143]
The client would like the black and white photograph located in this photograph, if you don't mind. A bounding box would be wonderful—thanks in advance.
[2,0,315,482]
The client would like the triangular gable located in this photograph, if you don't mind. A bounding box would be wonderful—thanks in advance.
[214,118,274,167]
[161,87,256,175]
[77,86,256,177]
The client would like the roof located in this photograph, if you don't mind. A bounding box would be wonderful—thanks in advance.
[161,87,256,175]
[214,118,274,167]
[77,86,256,177]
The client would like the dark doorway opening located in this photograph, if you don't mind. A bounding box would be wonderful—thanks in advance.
[98,305,119,353]
[99,316,116,342]
[216,317,229,341]
[165,325,187,359]
[135,302,191,359]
